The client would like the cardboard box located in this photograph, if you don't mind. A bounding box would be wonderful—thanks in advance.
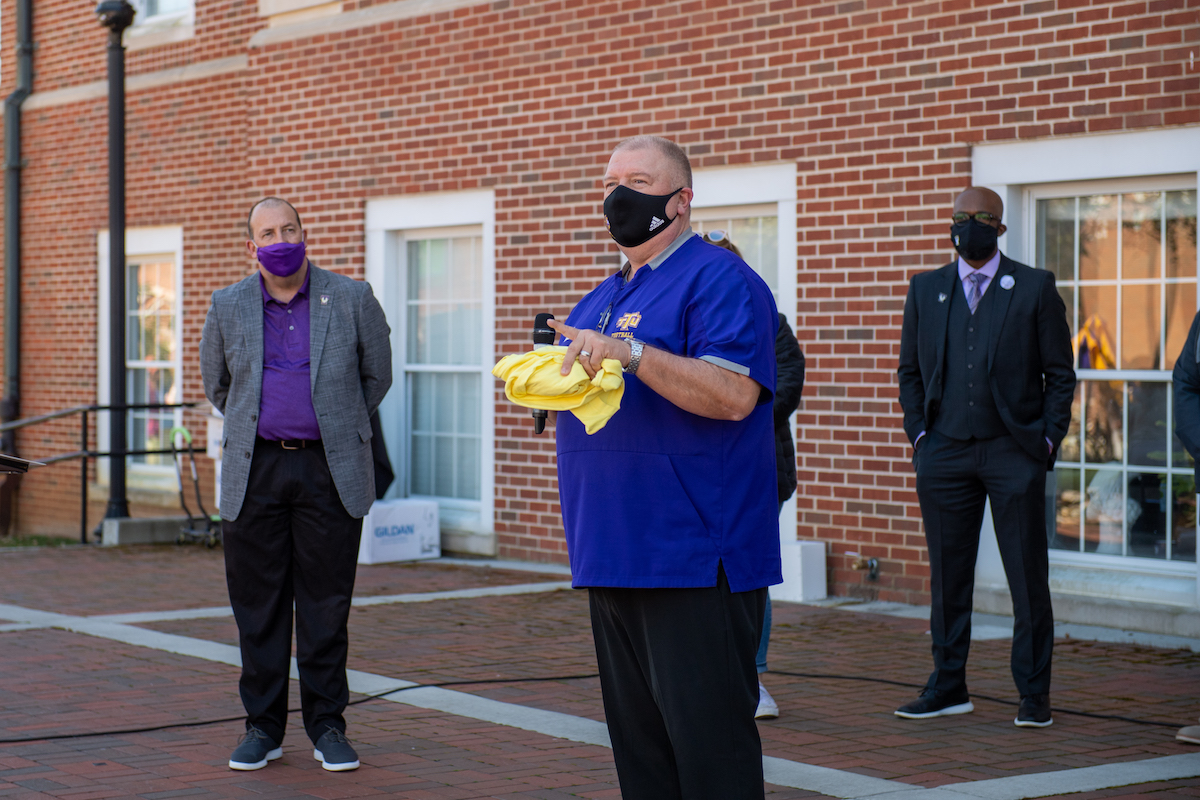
[358,498,440,564]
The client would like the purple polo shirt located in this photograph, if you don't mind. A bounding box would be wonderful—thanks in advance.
[257,271,321,441]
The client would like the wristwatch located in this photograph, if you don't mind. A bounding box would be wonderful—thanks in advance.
[624,339,644,375]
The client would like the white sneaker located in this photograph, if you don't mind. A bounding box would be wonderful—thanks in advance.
[755,681,779,719]
[1178,725,1200,745]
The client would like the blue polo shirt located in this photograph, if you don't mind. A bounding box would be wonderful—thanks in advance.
[556,232,782,592]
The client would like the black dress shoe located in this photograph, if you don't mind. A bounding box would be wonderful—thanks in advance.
[895,687,974,719]
[1015,693,1053,727]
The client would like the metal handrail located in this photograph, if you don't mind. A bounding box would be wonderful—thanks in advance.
[0,402,199,543]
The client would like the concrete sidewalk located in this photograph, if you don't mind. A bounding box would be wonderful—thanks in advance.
[0,545,1196,799]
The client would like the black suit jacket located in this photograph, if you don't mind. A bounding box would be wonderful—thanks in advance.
[1171,310,1200,485]
[897,255,1076,466]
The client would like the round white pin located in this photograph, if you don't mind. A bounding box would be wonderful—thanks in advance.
[1000,275,1015,290]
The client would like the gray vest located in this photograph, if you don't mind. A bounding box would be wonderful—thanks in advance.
[932,278,1007,441]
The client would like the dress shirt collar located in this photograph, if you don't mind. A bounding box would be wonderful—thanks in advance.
[957,250,1002,285]
[259,269,311,306]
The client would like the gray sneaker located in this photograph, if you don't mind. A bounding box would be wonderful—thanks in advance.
[895,688,974,719]
[229,726,282,771]
[313,727,360,772]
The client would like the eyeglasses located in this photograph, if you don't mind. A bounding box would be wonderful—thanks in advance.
[951,212,1001,225]
[704,229,728,243]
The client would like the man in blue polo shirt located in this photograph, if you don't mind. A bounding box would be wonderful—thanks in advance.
[548,136,781,800]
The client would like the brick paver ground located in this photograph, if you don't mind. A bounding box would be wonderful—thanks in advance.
[0,545,1196,799]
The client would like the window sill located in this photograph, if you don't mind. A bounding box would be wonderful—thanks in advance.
[126,14,194,51]
[1046,554,1197,608]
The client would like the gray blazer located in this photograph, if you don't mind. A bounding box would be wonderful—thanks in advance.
[200,264,392,520]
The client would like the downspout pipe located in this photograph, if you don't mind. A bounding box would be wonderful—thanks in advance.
[2,0,33,452]
[0,0,34,537]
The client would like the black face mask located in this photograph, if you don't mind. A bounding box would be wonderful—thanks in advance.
[603,185,682,248]
[950,219,1000,261]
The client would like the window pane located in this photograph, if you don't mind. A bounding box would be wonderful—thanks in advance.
[1083,380,1123,464]
[1165,190,1197,280]
[1171,474,1196,563]
[407,371,480,501]
[127,367,174,467]
[1052,467,1081,552]
[156,312,177,362]
[1126,472,1166,559]
[1079,195,1118,281]
[434,435,455,497]
[730,217,779,300]
[434,373,455,434]
[457,437,480,500]
[410,434,432,496]
[1172,391,1196,470]
[1077,285,1117,369]
[1126,382,1167,468]
[407,236,483,366]
[1059,382,1083,463]
[1165,282,1196,371]
[1121,192,1162,281]
[1120,283,1161,369]
[1058,284,1076,352]
[1084,468,1125,554]
[146,0,189,15]
[1037,197,1076,282]
[411,372,434,432]
[123,257,176,468]
[457,373,480,436]
[695,216,780,303]
[128,311,145,362]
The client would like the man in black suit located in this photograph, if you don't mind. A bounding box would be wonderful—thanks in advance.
[896,186,1076,727]
[1171,312,1200,746]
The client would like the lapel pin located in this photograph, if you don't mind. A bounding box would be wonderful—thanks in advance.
[321,295,330,305]
[938,293,947,303]
[1000,275,1015,290]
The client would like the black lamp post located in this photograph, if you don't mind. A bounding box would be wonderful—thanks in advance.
[96,0,135,520]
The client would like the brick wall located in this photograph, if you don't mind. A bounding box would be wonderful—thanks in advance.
[1,0,1196,599]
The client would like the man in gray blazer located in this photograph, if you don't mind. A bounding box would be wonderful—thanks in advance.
[200,197,391,772]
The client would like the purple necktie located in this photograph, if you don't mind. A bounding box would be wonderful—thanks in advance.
[967,272,987,315]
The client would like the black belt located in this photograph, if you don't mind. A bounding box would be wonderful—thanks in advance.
[257,436,321,450]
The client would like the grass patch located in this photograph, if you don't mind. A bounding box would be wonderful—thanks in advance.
[0,533,77,547]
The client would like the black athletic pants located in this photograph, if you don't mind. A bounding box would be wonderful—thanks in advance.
[222,439,362,745]
[588,566,767,800]
[915,430,1054,697]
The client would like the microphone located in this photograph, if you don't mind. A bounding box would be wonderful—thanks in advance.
[531,313,555,434]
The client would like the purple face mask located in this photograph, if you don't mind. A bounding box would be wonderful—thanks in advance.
[256,241,306,277]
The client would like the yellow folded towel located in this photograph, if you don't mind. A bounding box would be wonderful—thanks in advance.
[492,346,624,434]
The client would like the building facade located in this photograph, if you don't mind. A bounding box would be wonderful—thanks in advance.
[1,0,1197,627]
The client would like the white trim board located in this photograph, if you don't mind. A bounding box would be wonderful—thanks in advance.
[972,127,1200,187]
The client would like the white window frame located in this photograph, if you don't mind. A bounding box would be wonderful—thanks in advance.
[1030,175,1196,563]
[365,191,496,555]
[692,164,800,559]
[971,126,1200,608]
[96,226,185,494]
[125,0,194,51]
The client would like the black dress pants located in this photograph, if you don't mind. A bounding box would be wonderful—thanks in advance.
[915,431,1054,697]
[588,566,767,800]
[222,439,362,745]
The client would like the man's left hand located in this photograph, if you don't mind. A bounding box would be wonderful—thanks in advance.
[548,319,631,379]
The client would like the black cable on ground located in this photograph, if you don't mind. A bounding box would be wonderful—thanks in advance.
[0,668,1183,745]
[767,670,1183,728]
[0,673,602,745]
